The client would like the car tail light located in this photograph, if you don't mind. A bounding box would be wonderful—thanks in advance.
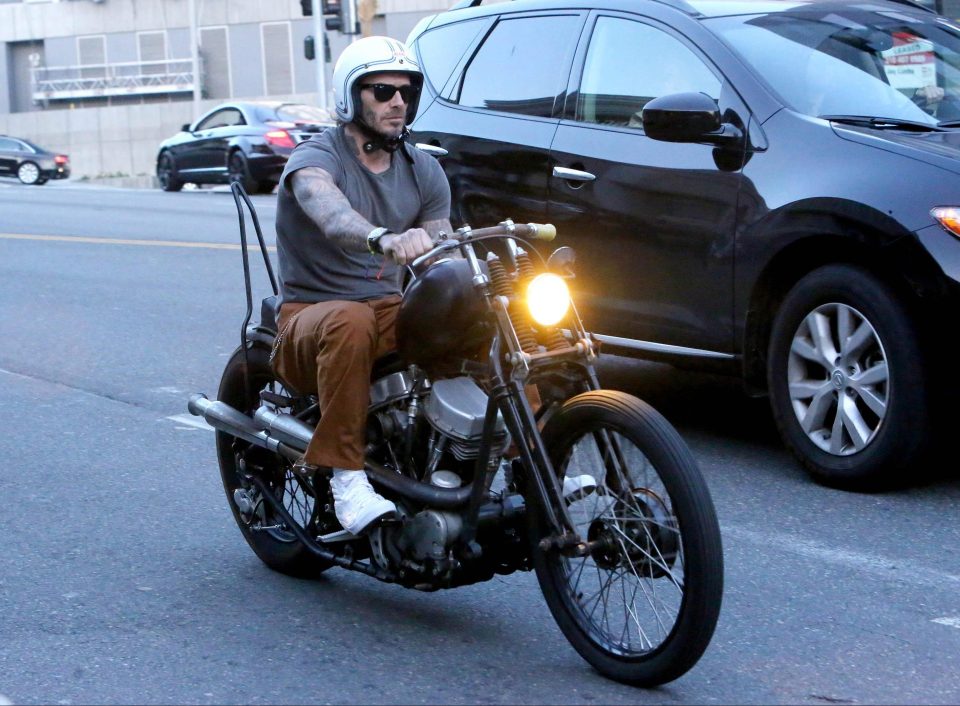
[265,130,295,148]
[54,154,69,164]
[931,206,960,237]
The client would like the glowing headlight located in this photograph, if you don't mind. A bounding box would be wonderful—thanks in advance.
[527,273,570,326]
[932,206,960,237]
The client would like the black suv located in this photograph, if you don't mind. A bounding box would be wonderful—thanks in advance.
[407,0,960,489]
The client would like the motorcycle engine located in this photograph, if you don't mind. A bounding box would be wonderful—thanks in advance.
[423,377,509,460]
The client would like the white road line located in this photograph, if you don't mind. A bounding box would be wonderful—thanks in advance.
[932,617,960,629]
[725,525,960,590]
[166,413,214,431]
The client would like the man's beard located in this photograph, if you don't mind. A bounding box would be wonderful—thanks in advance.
[362,103,405,139]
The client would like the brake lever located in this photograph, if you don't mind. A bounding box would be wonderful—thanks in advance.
[408,238,462,272]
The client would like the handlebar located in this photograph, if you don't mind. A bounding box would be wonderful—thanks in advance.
[408,220,556,271]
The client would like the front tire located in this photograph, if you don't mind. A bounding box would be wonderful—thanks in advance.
[533,391,723,687]
[767,264,930,490]
[216,343,332,577]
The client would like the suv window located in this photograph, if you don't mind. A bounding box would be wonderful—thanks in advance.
[196,108,245,130]
[576,17,721,128]
[458,15,580,117]
[416,18,490,94]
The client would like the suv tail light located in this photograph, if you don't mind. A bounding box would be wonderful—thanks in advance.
[265,130,295,149]
[54,154,69,164]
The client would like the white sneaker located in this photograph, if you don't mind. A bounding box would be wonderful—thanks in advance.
[330,469,396,535]
[562,474,597,502]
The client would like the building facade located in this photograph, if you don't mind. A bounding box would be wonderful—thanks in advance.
[0,0,449,179]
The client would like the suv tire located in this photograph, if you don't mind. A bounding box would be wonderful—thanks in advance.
[767,264,930,490]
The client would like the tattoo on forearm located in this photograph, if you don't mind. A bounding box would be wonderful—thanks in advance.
[292,167,373,251]
[420,219,453,242]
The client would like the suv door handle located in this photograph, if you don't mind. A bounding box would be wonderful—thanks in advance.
[552,166,596,182]
[415,143,448,157]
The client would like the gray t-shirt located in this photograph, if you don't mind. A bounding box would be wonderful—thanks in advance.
[275,125,451,304]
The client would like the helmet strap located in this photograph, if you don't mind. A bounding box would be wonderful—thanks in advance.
[353,116,410,155]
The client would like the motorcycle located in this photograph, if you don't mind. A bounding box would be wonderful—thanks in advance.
[187,183,723,687]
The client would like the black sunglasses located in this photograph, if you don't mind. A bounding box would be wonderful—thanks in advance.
[361,82,420,104]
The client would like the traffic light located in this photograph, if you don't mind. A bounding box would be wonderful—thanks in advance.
[304,35,316,61]
[325,0,359,34]
[299,0,312,15]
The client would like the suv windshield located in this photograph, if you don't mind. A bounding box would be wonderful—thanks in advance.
[707,8,960,125]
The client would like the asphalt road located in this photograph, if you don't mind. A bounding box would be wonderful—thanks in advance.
[1,179,959,705]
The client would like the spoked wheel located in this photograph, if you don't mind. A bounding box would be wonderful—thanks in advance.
[535,391,723,686]
[216,343,332,577]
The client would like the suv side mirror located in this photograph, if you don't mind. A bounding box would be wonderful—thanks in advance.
[182,123,192,132]
[642,92,741,146]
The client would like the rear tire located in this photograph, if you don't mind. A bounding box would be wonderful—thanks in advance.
[17,161,41,185]
[216,343,332,578]
[157,152,184,192]
[533,390,723,686]
[228,152,258,194]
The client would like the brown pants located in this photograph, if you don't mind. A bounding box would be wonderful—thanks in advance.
[272,295,401,470]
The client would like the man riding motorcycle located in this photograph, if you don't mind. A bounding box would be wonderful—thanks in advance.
[271,36,452,535]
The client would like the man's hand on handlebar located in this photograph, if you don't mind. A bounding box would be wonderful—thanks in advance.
[380,228,435,266]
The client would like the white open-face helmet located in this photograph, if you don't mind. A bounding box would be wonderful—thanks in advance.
[332,36,423,124]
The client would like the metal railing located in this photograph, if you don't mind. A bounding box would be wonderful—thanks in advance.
[31,58,198,102]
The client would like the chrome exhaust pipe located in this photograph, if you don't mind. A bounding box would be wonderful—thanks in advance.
[187,394,300,461]
[188,395,478,509]
[253,406,313,452]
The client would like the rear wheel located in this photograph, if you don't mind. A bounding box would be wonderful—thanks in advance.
[216,343,332,577]
[256,180,277,195]
[534,391,723,686]
[157,152,183,192]
[228,152,258,193]
[17,161,40,185]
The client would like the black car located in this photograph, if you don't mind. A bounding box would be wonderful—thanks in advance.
[407,0,960,489]
[0,135,70,185]
[155,101,334,194]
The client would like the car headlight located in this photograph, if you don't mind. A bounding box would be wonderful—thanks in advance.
[931,206,960,237]
[527,273,570,326]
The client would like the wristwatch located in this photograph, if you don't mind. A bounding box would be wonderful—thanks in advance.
[367,227,392,255]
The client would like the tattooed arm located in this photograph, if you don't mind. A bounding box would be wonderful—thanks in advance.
[419,218,453,242]
[291,166,448,265]
[291,167,373,251]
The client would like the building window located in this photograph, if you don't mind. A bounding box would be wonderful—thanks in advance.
[261,22,294,96]
[138,31,168,76]
[77,35,106,79]
[200,27,232,99]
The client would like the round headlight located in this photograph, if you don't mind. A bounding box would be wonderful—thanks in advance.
[527,273,570,326]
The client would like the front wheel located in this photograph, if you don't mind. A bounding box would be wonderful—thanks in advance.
[533,391,723,687]
[216,343,332,577]
[767,264,930,490]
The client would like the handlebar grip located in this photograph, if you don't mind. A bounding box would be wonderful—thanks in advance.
[528,223,557,241]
